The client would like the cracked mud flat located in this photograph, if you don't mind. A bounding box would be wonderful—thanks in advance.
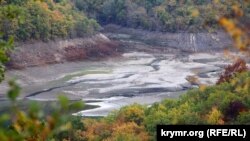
[0,31,237,116]
[0,50,233,116]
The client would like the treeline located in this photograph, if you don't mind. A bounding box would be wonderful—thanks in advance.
[0,0,248,41]
[74,0,248,32]
[0,0,100,41]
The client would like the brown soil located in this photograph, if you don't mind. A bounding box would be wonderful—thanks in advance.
[6,34,122,69]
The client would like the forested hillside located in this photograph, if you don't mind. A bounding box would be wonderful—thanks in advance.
[0,1,249,140]
[0,0,100,41]
[1,0,249,42]
[74,0,249,32]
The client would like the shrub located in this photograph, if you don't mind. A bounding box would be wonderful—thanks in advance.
[217,58,248,84]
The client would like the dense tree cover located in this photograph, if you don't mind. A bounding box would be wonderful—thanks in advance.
[0,0,100,41]
[0,37,13,82]
[73,0,249,32]
[1,0,248,42]
[0,0,16,82]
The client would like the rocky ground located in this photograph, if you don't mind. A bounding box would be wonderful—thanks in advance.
[103,24,233,52]
[1,26,246,116]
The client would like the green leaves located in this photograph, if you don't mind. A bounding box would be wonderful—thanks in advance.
[7,80,20,101]
[58,95,69,110]
[58,95,84,112]
[80,71,250,139]
[0,34,14,82]
[69,101,85,111]
[0,0,100,41]
[0,82,85,141]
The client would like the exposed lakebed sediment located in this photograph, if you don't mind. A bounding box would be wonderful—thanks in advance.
[1,51,232,116]
[0,29,237,116]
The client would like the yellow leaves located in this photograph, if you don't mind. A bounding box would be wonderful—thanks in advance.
[219,18,235,31]
[199,84,207,92]
[59,122,72,131]
[11,111,55,140]
[218,2,249,52]
[232,5,244,17]
[191,9,200,17]
[40,2,49,10]
[206,107,224,125]
[13,123,22,133]
[8,106,75,141]
[158,104,167,111]
[107,122,149,141]
[51,10,64,21]
[229,72,250,93]
[112,122,139,135]
[82,120,150,141]
[30,0,65,22]
[118,104,145,125]
[81,120,110,140]
[13,111,28,133]
[82,118,98,128]
[235,85,243,93]
[219,17,249,51]
[154,6,166,14]
[82,105,149,141]
[230,78,238,86]
[242,81,249,92]
[46,115,55,129]
[213,0,220,4]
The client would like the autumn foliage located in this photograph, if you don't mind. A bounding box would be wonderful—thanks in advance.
[74,71,250,141]
[73,105,150,141]
[75,1,250,140]
[0,0,249,141]
[217,58,248,84]
[0,0,100,41]
[218,3,250,52]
